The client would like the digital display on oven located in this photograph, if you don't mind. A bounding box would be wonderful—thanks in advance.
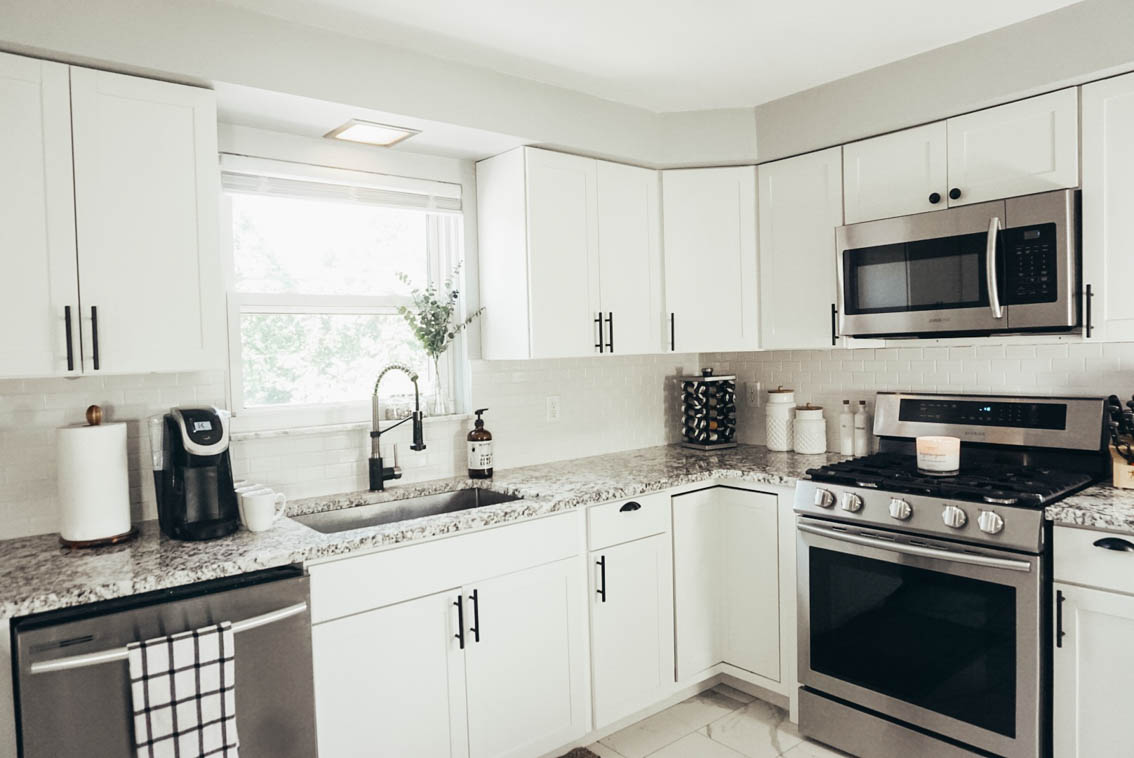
[898,398,1067,429]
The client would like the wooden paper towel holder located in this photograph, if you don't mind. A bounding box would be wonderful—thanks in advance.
[58,405,139,550]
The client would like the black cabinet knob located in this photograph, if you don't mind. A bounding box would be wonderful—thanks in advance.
[949,188,962,200]
[928,192,942,204]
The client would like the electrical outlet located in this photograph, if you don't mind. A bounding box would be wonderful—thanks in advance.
[746,381,762,408]
[546,395,561,422]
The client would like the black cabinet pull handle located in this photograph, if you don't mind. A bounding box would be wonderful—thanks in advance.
[453,595,465,649]
[929,192,942,205]
[594,312,604,354]
[830,303,838,346]
[90,306,100,370]
[1093,536,1134,552]
[596,556,606,603]
[64,306,74,371]
[949,188,962,201]
[605,312,614,353]
[469,589,480,642]
[619,501,641,513]
[669,313,675,352]
[1085,284,1094,338]
[1056,589,1066,648]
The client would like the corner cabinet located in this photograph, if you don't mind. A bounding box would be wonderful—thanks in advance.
[757,147,844,350]
[0,51,224,377]
[1082,71,1134,341]
[661,167,759,353]
[476,147,662,359]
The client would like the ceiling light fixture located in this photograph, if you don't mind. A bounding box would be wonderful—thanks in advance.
[324,119,420,147]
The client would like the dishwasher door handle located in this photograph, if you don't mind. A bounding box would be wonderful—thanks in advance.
[29,601,308,675]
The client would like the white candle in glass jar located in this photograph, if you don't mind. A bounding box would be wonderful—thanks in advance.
[916,436,961,475]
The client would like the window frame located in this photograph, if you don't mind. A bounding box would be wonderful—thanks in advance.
[218,157,469,432]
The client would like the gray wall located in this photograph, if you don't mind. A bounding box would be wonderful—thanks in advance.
[753,0,1134,162]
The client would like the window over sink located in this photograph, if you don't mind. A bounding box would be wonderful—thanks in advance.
[220,156,467,428]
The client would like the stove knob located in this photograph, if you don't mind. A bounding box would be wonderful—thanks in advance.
[813,489,836,508]
[840,493,864,513]
[942,505,968,529]
[977,510,1005,535]
[889,498,912,521]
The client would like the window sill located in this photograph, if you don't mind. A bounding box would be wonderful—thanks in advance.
[230,413,472,441]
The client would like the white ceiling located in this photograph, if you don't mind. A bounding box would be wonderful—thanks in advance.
[219,0,1083,112]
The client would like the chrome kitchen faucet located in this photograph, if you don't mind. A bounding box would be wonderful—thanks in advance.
[370,364,426,490]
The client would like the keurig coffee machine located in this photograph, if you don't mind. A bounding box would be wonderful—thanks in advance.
[148,406,240,540]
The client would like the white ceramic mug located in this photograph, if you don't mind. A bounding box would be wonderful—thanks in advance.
[234,482,265,524]
[240,489,286,532]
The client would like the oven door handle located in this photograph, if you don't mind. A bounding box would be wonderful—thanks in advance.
[986,215,1004,320]
[798,523,1032,572]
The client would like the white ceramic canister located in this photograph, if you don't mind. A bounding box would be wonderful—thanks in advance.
[765,386,796,451]
[794,404,828,455]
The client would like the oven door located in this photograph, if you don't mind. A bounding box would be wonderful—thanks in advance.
[837,200,1008,337]
[797,516,1043,758]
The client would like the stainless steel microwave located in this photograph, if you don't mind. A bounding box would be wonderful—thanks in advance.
[836,189,1079,338]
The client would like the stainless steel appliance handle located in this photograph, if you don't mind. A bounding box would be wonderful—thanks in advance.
[29,601,308,675]
[986,216,1003,319]
[798,522,1032,572]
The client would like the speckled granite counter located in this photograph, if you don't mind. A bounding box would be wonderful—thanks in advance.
[1045,486,1134,535]
[0,444,843,621]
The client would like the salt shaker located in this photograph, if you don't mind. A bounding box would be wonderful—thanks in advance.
[794,403,828,455]
[765,386,796,451]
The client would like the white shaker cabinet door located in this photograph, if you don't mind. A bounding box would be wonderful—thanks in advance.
[525,148,600,359]
[596,161,663,354]
[946,87,1079,207]
[1053,583,1134,758]
[463,557,587,758]
[758,147,844,350]
[1082,72,1134,341]
[843,122,948,223]
[0,52,79,377]
[719,488,780,681]
[672,488,723,681]
[662,167,759,353]
[312,589,469,758]
[590,533,675,728]
[70,66,223,374]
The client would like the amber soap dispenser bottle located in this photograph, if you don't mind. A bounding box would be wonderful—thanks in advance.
[467,408,493,479]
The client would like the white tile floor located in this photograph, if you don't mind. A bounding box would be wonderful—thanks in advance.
[586,685,851,758]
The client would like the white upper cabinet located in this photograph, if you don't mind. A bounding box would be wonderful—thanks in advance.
[596,161,663,354]
[662,167,759,353]
[758,147,844,350]
[946,87,1079,207]
[843,122,947,223]
[0,53,79,377]
[70,67,223,374]
[477,147,662,359]
[1082,72,1134,341]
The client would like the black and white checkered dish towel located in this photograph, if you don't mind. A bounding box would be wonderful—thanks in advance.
[127,621,239,758]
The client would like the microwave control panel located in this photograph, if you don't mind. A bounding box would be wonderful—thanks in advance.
[1001,222,1058,304]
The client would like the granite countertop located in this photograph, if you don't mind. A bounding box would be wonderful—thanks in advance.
[0,444,843,621]
[1045,486,1134,534]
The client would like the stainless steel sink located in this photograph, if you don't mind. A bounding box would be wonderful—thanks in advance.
[292,488,522,534]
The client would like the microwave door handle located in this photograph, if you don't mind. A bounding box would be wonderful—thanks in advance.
[986,216,1004,319]
[797,522,1032,572]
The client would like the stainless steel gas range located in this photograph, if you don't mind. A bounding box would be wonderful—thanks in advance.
[794,392,1108,758]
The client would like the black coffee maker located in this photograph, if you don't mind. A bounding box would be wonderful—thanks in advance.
[149,405,240,541]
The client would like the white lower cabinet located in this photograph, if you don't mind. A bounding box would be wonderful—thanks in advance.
[672,487,780,683]
[589,533,674,728]
[312,589,467,758]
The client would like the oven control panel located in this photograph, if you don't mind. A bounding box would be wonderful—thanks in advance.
[1002,223,1058,305]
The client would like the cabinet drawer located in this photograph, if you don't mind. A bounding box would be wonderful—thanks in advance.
[588,493,669,550]
[1054,525,1134,596]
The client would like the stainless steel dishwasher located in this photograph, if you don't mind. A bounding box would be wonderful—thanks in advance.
[10,565,317,757]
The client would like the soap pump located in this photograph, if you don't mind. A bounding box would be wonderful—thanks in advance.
[467,408,493,479]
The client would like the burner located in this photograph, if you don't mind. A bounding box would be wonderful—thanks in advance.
[806,452,1092,508]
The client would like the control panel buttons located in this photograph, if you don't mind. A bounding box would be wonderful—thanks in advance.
[813,489,836,508]
[942,505,968,529]
[840,493,864,513]
[977,510,1005,535]
[888,498,912,521]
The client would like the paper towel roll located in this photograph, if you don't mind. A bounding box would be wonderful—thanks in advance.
[56,422,132,543]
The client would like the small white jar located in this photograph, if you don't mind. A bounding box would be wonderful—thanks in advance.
[765,387,796,451]
[794,404,828,455]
